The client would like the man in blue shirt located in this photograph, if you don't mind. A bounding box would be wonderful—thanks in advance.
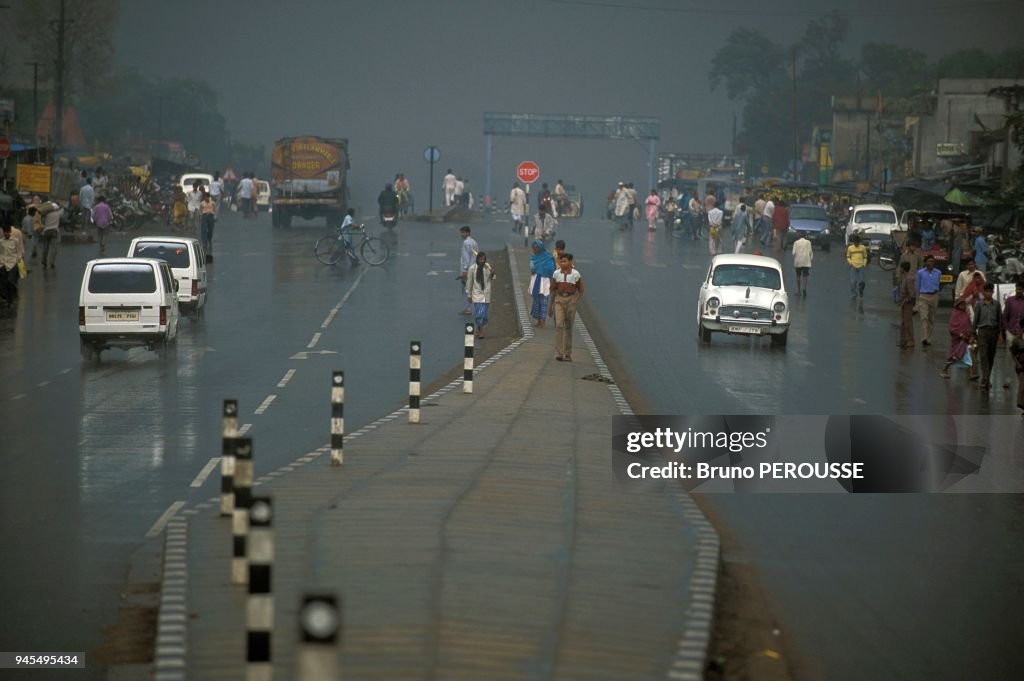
[458,226,478,315]
[915,255,941,347]
[973,229,988,271]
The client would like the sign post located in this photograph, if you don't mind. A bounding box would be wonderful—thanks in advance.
[424,146,441,214]
[517,161,540,246]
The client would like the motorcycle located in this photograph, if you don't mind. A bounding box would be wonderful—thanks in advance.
[381,209,397,229]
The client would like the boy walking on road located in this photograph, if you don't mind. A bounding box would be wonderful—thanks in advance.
[550,253,584,362]
[846,234,868,299]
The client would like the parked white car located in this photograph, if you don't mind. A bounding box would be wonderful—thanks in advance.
[79,258,180,361]
[697,254,790,347]
[256,180,271,211]
[179,173,214,194]
[127,236,208,317]
[846,203,899,251]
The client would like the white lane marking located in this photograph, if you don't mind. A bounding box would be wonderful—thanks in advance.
[254,395,277,415]
[277,369,296,388]
[190,458,221,488]
[321,309,338,329]
[145,501,186,538]
[37,381,50,387]
[426,252,447,257]
[10,394,26,400]
[307,332,322,348]
[237,423,252,436]
[59,368,72,374]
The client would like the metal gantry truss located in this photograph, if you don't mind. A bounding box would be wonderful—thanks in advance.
[482,112,661,205]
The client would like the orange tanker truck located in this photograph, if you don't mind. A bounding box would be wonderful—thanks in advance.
[270,136,350,228]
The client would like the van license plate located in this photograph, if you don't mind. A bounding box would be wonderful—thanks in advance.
[729,326,761,335]
[939,275,953,284]
[106,310,140,322]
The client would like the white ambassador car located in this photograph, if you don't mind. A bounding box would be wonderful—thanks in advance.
[846,203,899,251]
[697,254,790,348]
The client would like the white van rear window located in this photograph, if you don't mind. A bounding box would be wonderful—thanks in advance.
[132,241,192,269]
[88,264,157,293]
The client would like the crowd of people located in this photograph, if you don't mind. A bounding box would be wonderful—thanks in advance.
[442,169,474,209]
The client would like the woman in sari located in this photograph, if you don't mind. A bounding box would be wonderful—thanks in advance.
[529,240,555,328]
[940,298,977,380]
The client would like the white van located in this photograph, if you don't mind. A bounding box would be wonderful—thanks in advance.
[256,180,271,211]
[127,236,208,317]
[180,173,214,194]
[79,258,181,360]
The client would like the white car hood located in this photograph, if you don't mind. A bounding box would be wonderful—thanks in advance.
[715,286,784,309]
[851,222,894,236]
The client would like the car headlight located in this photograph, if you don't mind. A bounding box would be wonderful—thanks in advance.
[824,228,830,235]
[707,297,720,310]
[773,302,786,313]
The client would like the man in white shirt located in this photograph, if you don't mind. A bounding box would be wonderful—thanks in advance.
[458,226,478,314]
[454,177,465,207]
[79,180,95,232]
[509,182,527,233]
[550,253,584,362]
[792,233,813,296]
[187,180,204,233]
[209,171,224,218]
[443,170,457,207]
[706,196,724,255]
[237,174,255,218]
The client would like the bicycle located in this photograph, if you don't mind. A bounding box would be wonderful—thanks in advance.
[315,223,390,266]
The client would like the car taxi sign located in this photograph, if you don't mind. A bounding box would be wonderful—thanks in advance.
[517,161,540,184]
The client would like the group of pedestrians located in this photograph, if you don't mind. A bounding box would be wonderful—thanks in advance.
[443,170,473,209]
[528,239,583,361]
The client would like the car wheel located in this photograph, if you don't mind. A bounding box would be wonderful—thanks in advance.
[771,330,788,348]
[699,321,712,343]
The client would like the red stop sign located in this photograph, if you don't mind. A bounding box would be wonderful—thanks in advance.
[0,136,10,160]
[516,161,540,184]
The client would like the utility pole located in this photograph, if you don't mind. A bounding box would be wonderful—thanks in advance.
[731,112,737,156]
[25,62,41,142]
[791,46,799,182]
[51,0,71,149]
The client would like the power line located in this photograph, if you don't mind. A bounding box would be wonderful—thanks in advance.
[545,0,1023,17]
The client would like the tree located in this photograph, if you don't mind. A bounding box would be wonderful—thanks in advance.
[860,43,933,97]
[13,0,120,101]
[935,49,998,79]
[709,28,787,101]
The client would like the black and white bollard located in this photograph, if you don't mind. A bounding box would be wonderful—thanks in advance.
[296,594,341,680]
[463,323,475,394]
[221,399,238,516]
[331,371,344,466]
[409,341,421,423]
[232,437,253,585]
[246,496,274,681]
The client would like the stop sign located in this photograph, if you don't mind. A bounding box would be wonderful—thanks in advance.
[516,161,540,184]
[0,136,10,160]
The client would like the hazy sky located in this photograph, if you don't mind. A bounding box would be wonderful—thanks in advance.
[114,0,1024,208]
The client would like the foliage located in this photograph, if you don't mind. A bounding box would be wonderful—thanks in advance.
[1001,111,1024,213]
[709,14,1024,177]
[13,0,120,100]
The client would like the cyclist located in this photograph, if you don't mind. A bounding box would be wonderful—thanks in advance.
[340,208,360,263]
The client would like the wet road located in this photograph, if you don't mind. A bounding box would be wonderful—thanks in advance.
[0,211,500,677]
[547,215,1024,681]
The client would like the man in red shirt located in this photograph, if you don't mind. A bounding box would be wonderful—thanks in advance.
[771,200,790,253]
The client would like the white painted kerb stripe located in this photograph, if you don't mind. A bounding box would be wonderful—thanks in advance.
[145,501,186,538]
[254,395,277,415]
[190,458,221,488]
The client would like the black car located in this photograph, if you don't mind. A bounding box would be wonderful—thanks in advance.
[785,204,832,251]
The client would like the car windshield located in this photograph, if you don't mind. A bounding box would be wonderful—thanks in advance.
[854,210,896,224]
[132,242,191,269]
[712,264,782,290]
[789,206,828,221]
[88,264,157,293]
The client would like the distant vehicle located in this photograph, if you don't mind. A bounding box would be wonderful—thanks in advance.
[271,136,349,228]
[256,180,271,212]
[846,203,898,251]
[697,254,790,348]
[179,173,213,195]
[785,204,832,251]
[79,258,180,361]
[127,236,208,318]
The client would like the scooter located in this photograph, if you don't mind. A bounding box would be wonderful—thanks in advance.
[381,209,397,229]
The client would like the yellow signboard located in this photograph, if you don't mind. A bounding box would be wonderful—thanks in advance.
[16,164,52,193]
